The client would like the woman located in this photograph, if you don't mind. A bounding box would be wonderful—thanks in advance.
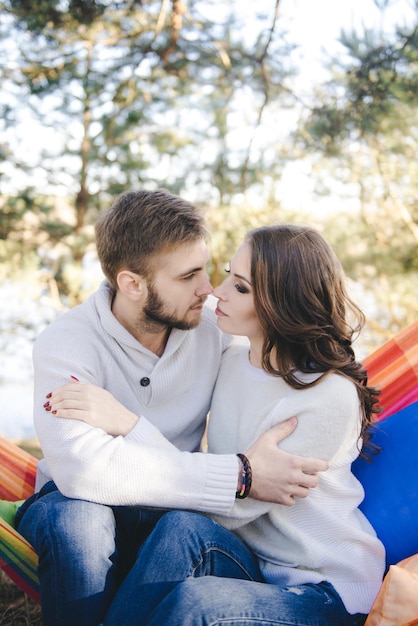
[46,224,385,625]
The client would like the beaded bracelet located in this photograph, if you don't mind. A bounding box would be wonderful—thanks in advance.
[235,453,252,499]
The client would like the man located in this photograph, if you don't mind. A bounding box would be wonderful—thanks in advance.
[17,189,327,625]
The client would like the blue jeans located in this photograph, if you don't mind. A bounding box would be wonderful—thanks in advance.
[103,510,367,626]
[16,482,164,626]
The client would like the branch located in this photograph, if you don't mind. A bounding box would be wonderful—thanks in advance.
[240,0,281,188]
[372,141,418,245]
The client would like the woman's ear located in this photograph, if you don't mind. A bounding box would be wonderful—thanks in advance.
[116,270,146,300]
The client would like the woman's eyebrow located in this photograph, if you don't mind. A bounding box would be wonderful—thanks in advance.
[233,272,252,286]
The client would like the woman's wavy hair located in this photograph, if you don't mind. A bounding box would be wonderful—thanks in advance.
[247,224,381,457]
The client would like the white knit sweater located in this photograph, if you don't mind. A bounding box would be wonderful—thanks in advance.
[33,281,238,514]
[208,345,385,615]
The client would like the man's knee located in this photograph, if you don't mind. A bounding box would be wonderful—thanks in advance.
[18,491,116,557]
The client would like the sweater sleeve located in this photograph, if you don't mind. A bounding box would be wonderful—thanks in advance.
[213,374,361,528]
[32,327,238,515]
[261,373,362,461]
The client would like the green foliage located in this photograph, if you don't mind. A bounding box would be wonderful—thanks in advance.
[205,200,314,287]
[0,0,293,301]
[8,0,106,31]
[8,0,63,32]
[0,0,416,347]
[296,5,418,340]
[303,20,418,151]
[1,0,292,210]
[0,191,98,304]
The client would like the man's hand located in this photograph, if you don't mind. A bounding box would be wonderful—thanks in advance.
[245,417,328,506]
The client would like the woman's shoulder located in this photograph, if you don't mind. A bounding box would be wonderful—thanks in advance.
[221,341,250,362]
[296,369,355,387]
[294,370,359,410]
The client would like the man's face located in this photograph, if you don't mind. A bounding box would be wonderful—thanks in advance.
[141,239,213,331]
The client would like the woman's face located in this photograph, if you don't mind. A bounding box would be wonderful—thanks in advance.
[213,241,263,342]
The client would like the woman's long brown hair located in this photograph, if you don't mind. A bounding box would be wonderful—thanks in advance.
[247,224,381,458]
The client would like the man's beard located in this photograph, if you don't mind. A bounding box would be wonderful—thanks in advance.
[139,283,203,333]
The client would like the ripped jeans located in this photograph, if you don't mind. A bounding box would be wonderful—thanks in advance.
[103,511,367,626]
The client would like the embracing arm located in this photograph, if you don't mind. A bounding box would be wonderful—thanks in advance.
[46,379,328,509]
[32,332,239,513]
[215,374,360,527]
[37,383,238,513]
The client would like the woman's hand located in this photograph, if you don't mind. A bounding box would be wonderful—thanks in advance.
[44,377,139,436]
[245,417,329,506]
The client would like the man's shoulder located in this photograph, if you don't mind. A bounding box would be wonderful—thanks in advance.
[34,291,99,350]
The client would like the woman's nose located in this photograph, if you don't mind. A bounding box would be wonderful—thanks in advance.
[213,280,226,300]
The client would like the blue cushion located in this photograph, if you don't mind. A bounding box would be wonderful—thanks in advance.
[352,402,418,569]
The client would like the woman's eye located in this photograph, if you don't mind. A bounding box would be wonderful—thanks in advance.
[235,283,249,294]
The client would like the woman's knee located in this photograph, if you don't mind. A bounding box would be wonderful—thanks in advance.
[155,510,220,539]
[148,578,244,626]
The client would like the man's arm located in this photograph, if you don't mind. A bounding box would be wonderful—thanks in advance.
[46,381,328,508]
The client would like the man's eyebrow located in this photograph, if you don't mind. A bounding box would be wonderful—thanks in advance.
[175,265,205,278]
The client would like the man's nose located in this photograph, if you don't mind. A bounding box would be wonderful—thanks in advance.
[196,274,214,297]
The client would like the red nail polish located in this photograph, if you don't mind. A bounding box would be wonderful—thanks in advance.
[70,375,79,381]
[43,402,50,408]
[45,406,52,412]
[52,410,57,415]
[46,393,52,399]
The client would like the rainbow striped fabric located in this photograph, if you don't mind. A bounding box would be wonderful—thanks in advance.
[364,320,418,421]
[0,516,40,603]
[0,438,40,602]
[0,437,37,501]
[0,319,416,604]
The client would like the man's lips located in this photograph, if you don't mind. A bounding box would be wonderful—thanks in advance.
[190,296,207,311]
[190,299,206,311]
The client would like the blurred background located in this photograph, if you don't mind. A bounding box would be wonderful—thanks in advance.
[1,0,417,440]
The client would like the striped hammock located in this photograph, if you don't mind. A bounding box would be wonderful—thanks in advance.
[364,320,418,420]
[0,319,417,604]
[0,439,39,602]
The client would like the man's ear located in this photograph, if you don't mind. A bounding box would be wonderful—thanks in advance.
[116,270,146,300]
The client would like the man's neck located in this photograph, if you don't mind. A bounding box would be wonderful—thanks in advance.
[138,327,171,357]
[111,292,171,356]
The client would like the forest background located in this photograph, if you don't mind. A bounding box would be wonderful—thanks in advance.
[0,0,417,440]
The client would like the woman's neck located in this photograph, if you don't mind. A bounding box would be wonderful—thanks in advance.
[248,340,263,369]
[248,339,278,371]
